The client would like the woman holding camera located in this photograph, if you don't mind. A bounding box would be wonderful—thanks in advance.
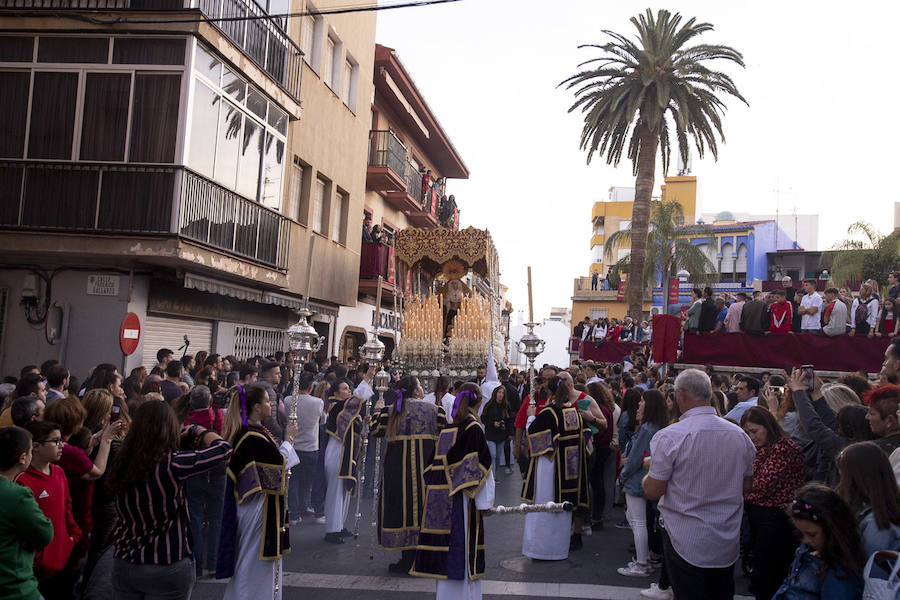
[107,399,232,598]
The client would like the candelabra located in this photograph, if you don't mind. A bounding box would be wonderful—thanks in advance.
[354,329,385,540]
[281,304,323,598]
[516,322,545,408]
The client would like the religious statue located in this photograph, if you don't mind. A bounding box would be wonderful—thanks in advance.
[438,260,472,340]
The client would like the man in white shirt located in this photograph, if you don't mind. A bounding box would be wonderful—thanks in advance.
[723,376,760,423]
[643,369,755,600]
[798,279,823,333]
[423,375,455,416]
[289,372,326,523]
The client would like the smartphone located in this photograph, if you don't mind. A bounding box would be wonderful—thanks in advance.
[110,405,120,423]
[801,365,815,393]
[769,386,786,396]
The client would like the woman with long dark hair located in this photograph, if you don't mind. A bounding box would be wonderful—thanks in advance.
[370,376,445,574]
[616,389,668,577]
[217,385,298,600]
[836,441,900,555]
[107,400,231,598]
[773,483,864,599]
[522,376,590,561]
[740,406,805,600]
[482,384,511,481]
[411,383,494,599]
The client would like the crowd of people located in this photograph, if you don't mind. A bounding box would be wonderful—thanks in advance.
[0,332,898,600]
[677,275,899,337]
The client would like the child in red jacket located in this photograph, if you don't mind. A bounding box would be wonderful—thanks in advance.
[17,421,81,596]
[769,289,793,334]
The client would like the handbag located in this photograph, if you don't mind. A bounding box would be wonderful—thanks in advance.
[863,550,900,600]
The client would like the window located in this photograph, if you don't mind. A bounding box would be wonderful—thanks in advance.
[0,71,30,158]
[80,73,131,161]
[619,219,631,231]
[312,177,326,234]
[287,155,305,222]
[113,38,185,65]
[188,81,219,177]
[341,55,358,111]
[188,43,288,207]
[28,71,78,159]
[3,35,185,164]
[323,36,335,90]
[37,37,108,64]
[301,15,315,63]
[331,190,346,243]
[129,73,180,163]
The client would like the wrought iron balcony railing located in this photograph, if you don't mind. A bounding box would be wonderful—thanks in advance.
[0,161,290,269]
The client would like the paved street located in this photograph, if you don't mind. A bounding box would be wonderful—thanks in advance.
[192,467,753,600]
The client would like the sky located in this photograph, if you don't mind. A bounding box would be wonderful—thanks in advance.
[374,0,899,322]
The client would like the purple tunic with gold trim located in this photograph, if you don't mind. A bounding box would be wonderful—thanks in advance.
[411,413,492,581]
[216,426,288,578]
[521,403,589,510]
[370,399,446,550]
[324,395,364,495]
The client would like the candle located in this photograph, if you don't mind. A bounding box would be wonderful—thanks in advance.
[374,276,383,332]
[527,266,534,323]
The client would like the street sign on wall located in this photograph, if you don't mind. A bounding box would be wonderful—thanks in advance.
[120,312,141,356]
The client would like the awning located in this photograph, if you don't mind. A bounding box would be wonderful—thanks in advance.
[184,272,337,316]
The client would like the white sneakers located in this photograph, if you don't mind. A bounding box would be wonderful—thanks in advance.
[617,561,652,577]
[639,583,674,599]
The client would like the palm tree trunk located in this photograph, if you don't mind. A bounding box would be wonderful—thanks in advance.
[627,123,659,319]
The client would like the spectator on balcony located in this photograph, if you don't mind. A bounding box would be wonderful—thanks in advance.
[685,289,703,332]
[362,215,373,243]
[370,225,384,245]
[698,287,718,332]
[782,276,797,306]
[712,297,728,332]
[798,279,824,334]
[875,298,899,338]
[822,288,849,337]
[724,292,746,333]
[768,290,793,334]
[591,270,599,291]
[850,283,879,336]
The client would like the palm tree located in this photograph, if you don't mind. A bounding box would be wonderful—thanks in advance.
[562,9,746,318]
[829,221,900,292]
[604,200,718,311]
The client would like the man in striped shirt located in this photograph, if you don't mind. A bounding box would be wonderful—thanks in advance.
[643,369,756,600]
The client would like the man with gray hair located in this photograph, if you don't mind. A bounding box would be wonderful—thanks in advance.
[642,369,755,600]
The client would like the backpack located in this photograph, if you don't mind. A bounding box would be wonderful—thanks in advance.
[855,298,875,334]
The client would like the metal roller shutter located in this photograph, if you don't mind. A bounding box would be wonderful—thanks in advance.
[142,315,214,369]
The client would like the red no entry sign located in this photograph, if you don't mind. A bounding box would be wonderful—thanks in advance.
[120,312,141,356]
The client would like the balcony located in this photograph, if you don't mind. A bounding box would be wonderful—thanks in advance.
[0,161,290,270]
[359,241,395,298]
[0,0,302,103]
[366,130,408,193]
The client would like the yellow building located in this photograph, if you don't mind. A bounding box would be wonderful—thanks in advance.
[575,176,698,324]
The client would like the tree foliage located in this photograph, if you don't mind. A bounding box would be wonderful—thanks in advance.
[829,221,900,290]
[604,200,719,291]
[562,9,745,318]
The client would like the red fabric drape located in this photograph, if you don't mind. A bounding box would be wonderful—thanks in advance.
[579,341,644,363]
[682,332,891,373]
[651,314,681,364]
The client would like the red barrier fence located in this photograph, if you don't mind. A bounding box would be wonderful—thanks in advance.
[578,340,645,363]
[682,332,891,373]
